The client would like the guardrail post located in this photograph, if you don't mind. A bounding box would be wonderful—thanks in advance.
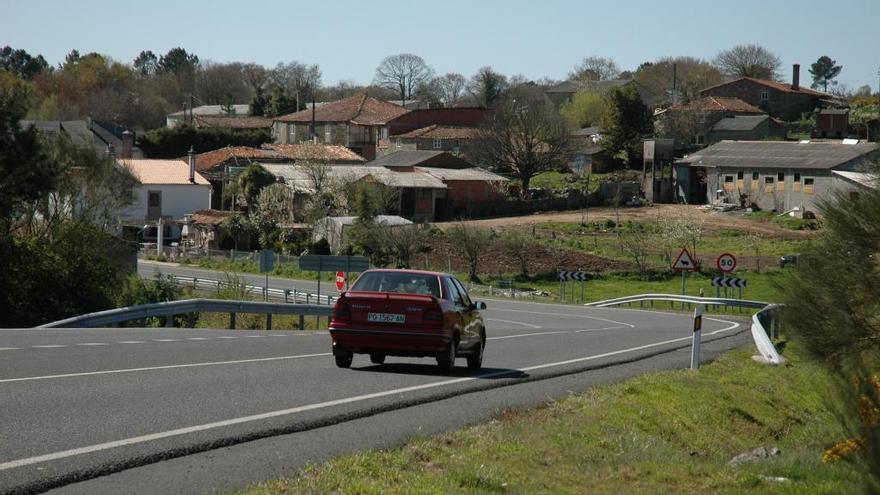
[284,289,290,303]
[165,314,174,328]
[266,313,272,330]
[690,304,704,370]
[299,314,305,331]
[229,312,236,329]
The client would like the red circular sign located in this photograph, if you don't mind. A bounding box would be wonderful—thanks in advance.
[716,253,737,273]
[335,271,346,292]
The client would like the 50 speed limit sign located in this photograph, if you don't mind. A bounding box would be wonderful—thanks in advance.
[716,253,737,273]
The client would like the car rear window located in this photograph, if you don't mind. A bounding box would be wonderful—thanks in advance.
[351,272,441,298]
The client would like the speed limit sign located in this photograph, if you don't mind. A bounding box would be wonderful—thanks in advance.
[716,253,737,273]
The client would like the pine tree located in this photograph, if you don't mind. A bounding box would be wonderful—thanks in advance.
[809,56,842,92]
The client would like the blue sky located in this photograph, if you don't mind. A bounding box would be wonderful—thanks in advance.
[3,0,878,91]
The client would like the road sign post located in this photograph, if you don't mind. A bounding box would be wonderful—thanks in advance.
[335,271,346,292]
[672,249,697,308]
[299,255,369,306]
[691,303,704,370]
[558,270,588,304]
[259,249,274,302]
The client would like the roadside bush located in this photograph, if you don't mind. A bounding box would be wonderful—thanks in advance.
[117,273,181,307]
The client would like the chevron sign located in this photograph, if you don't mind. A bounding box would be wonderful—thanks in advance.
[712,276,747,288]
[558,270,588,281]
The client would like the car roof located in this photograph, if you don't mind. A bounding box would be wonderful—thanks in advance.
[361,268,449,277]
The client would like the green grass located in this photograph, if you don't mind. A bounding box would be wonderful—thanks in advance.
[235,342,863,495]
[528,171,607,193]
[746,212,821,231]
[180,257,349,283]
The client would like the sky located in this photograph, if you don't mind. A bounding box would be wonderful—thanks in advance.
[3,0,879,91]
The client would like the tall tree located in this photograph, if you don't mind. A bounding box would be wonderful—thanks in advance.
[0,46,50,80]
[249,86,267,116]
[237,163,275,212]
[158,47,199,75]
[267,86,297,117]
[269,61,321,110]
[599,85,653,165]
[560,90,605,129]
[713,44,781,80]
[470,95,572,195]
[435,72,467,106]
[133,50,158,77]
[373,53,434,103]
[809,56,843,92]
[634,56,723,105]
[467,66,508,108]
[569,56,620,81]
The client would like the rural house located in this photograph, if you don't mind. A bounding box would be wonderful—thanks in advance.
[673,140,880,212]
[117,157,212,223]
[272,94,409,160]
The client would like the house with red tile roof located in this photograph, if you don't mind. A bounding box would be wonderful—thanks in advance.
[654,96,783,146]
[379,125,481,157]
[117,158,212,223]
[699,64,844,121]
[272,93,410,160]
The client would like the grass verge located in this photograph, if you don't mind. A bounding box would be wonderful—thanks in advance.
[236,342,862,494]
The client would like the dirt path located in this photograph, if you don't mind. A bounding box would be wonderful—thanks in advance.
[435,204,815,240]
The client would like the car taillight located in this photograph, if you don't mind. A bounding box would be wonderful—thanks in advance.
[333,300,351,322]
[423,307,443,327]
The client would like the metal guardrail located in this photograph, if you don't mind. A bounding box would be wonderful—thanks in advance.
[39,298,333,328]
[586,294,784,365]
[167,275,339,306]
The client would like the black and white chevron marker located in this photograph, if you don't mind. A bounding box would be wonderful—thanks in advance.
[558,270,588,281]
[712,276,747,288]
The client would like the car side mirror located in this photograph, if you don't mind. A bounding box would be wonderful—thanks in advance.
[473,301,487,310]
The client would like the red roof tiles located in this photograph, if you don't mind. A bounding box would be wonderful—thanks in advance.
[672,96,765,114]
[394,125,480,140]
[275,94,409,125]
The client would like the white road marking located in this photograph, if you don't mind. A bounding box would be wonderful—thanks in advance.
[117,341,145,344]
[186,337,209,341]
[31,345,67,349]
[0,347,20,351]
[0,353,331,385]
[491,308,636,328]
[153,339,179,342]
[76,343,108,346]
[486,318,542,329]
[0,318,742,471]
[217,336,238,339]
[241,335,265,338]
[489,331,570,340]
[575,325,631,333]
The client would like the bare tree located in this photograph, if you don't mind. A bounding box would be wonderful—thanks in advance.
[447,222,492,282]
[658,211,707,268]
[634,56,723,106]
[618,228,653,278]
[269,61,321,109]
[467,66,508,108]
[713,44,782,80]
[742,232,764,273]
[418,72,467,107]
[500,230,533,279]
[373,53,434,104]
[380,223,431,268]
[240,63,268,92]
[470,95,572,196]
[569,56,621,81]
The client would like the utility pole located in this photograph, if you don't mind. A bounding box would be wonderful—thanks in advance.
[671,63,677,106]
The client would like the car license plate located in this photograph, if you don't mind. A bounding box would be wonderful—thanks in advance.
[367,313,405,323]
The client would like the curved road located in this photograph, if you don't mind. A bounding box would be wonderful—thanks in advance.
[0,262,751,494]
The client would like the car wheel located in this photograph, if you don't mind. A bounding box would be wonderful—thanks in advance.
[466,333,485,370]
[335,353,353,369]
[437,338,457,371]
[370,353,386,364]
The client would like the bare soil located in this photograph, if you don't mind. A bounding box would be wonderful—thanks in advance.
[435,204,817,241]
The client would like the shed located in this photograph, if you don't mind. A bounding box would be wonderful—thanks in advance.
[312,215,413,254]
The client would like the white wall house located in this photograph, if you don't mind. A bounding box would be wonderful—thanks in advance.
[118,159,212,223]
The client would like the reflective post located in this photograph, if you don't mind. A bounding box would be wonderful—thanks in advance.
[690,304,704,370]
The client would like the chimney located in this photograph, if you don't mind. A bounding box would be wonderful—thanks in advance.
[121,129,134,159]
[188,146,196,183]
[792,64,800,91]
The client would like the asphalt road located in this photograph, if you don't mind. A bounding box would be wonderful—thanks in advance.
[0,262,751,494]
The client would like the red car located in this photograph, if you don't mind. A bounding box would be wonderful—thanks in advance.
[329,269,487,371]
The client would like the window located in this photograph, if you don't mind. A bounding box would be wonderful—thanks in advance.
[794,172,801,182]
[380,127,388,140]
[433,138,442,150]
[445,278,463,306]
[324,124,332,143]
[724,175,734,183]
[694,134,705,145]
[288,124,295,142]
[451,277,472,308]
[765,176,774,184]
[453,139,461,151]
[737,171,744,180]
[804,177,814,186]
[395,138,401,148]
[760,91,769,101]
[752,172,759,181]
[777,172,785,182]
[148,191,161,207]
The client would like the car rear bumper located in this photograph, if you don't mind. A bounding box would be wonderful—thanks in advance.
[330,327,450,356]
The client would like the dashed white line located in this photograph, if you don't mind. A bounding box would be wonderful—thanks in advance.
[0,318,742,472]
[0,347,21,351]
[487,318,542,329]
[186,337,208,341]
[117,341,145,344]
[241,335,266,338]
[489,331,570,340]
[76,343,108,346]
[216,336,238,340]
[153,339,180,342]
[31,345,67,349]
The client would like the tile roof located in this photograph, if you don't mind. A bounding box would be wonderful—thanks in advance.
[194,146,272,172]
[367,150,472,168]
[701,77,828,97]
[119,159,211,185]
[275,94,409,125]
[263,144,366,162]
[673,96,765,114]
[709,115,769,132]
[416,167,508,182]
[194,115,274,129]
[190,209,235,225]
[394,125,479,140]
[677,140,880,170]
[261,164,447,193]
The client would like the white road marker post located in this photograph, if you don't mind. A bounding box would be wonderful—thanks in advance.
[690,303,704,370]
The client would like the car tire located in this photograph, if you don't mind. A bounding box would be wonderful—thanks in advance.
[370,353,386,364]
[466,333,485,370]
[335,353,353,369]
[437,339,457,371]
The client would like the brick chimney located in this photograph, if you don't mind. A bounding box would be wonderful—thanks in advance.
[791,64,800,91]
[121,130,134,159]
[188,146,196,183]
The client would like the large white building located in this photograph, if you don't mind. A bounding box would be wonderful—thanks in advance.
[118,158,212,223]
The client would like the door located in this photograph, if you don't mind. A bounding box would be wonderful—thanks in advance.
[447,277,480,349]
[147,190,162,220]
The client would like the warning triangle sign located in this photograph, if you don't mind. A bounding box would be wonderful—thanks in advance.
[672,248,697,271]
